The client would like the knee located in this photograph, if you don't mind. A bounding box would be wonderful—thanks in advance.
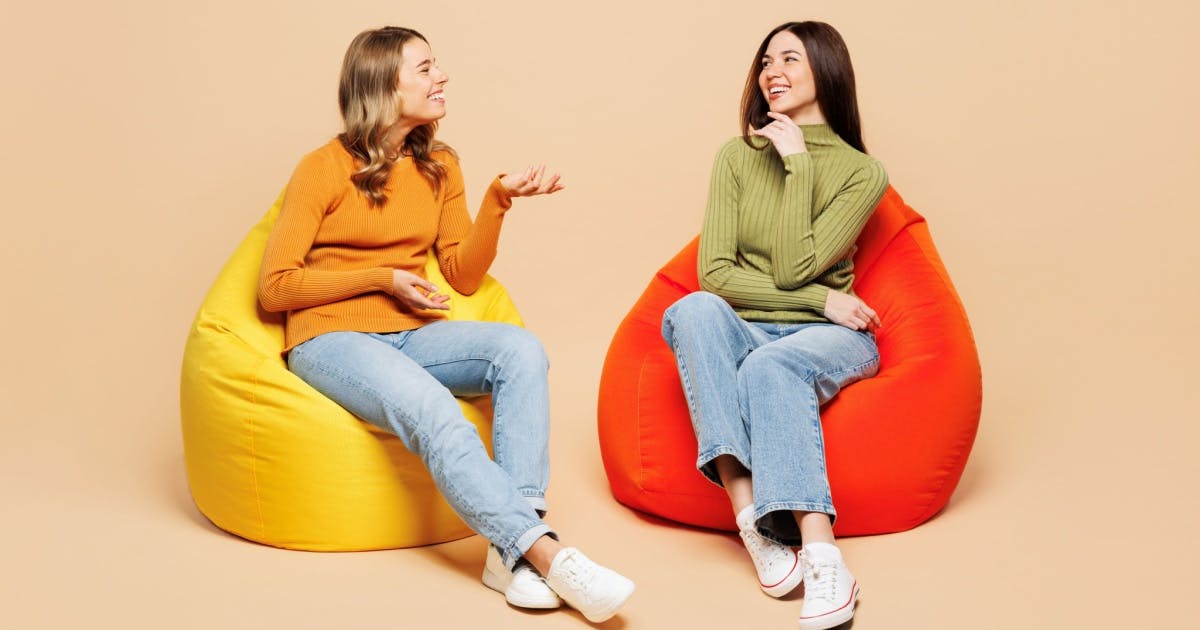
[423,413,483,457]
[738,346,817,387]
[493,324,549,373]
[662,291,728,342]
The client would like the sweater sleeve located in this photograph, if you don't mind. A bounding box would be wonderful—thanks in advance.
[434,155,513,295]
[771,155,887,290]
[698,143,832,313]
[258,151,394,313]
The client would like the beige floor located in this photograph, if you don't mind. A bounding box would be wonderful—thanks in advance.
[3,1,1199,628]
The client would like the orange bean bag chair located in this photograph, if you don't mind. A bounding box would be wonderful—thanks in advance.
[598,186,981,536]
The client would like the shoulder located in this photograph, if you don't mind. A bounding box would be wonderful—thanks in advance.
[285,138,354,206]
[834,139,885,174]
[430,146,464,183]
[825,142,887,188]
[849,153,888,190]
[430,145,461,168]
[714,136,762,160]
[713,136,772,170]
[294,138,353,179]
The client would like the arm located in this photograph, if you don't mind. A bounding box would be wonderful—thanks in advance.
[258,153,393,312]
[433,156,513,296]
[771,156,887,290]
[698,143,833,313]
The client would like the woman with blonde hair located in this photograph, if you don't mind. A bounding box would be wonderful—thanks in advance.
[662,21,887,629]
[259,26,633,622]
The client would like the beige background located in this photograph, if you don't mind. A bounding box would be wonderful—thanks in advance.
[3,0,1198,628]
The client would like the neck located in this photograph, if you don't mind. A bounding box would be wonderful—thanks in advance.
[789,104,826,126]
[383,121,416,155]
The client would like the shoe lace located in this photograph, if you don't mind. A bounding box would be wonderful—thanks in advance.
[801,552,840,604]
[557,551,597,596]
[740,529,789,572]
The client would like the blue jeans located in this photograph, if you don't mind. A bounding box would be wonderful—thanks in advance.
[661,292,880,546]
[287,321,554,568]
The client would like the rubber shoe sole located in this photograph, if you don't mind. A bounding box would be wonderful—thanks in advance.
[482,559,561,609]
[761,548,804,598]
[798,581,860,630]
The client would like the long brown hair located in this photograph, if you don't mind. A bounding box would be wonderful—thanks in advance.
[337,26,455,206]
[740,21,867,153]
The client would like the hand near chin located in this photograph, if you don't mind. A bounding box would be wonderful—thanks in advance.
[501,164,565,198]
[751,111,807,157]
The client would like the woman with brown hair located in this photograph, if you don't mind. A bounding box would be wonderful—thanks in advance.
[258,26,633,623]
[661,21,887,629]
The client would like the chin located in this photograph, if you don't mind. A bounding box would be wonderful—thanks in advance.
[416,111,446,125]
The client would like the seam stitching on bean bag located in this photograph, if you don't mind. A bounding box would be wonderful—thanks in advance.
[634,354,649,493]
[245,355,267,541]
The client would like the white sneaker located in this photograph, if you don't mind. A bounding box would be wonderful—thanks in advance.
[481,545,562,609]
[797,544,860,630]
[544,547,635,623]
[737,521,803,597]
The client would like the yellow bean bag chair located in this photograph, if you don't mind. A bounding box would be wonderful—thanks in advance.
[180,195,523,551]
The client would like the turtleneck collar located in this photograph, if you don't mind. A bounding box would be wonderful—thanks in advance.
[797,123,846,148]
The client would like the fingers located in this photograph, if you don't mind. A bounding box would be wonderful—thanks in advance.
[833,305,879,331]
[861,303,882,330]
[510,164,564,197]
[848,307,877,331]
[413,277,438,294]
[500,164,534,196]
[538,172,563,194]
[765,111,793,124]
[757,112,795,131]
[835,316,866,331]
[528,164,546,190]
[751,116,800,154]
[403,288,450,311]
[393,275,450,311]
[751,122,782,137]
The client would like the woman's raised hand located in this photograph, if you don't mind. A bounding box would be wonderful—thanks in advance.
[750,112,807,157]
[500,164,565,198]
[823,289,881,331]
[391,269,450,311]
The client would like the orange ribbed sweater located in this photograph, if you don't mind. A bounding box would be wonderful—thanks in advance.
[258,138,512,351]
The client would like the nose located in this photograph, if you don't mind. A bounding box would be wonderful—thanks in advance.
[434,66,449,85]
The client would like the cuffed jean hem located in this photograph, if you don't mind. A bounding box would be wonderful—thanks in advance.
[501,522,557,570]
[753,501,837,547]
[696,446,750,487]
[520,492,548,514]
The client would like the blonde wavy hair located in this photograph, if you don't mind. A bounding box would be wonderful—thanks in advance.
[337,26,455,206]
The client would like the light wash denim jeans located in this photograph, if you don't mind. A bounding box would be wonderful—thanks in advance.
[287,321,554,568]
[661,291,880,546]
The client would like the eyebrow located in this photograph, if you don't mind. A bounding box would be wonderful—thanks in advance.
[415,58,432,68]
[762,49,803,59]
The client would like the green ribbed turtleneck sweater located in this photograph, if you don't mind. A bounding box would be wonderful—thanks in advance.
[698,124,888,322]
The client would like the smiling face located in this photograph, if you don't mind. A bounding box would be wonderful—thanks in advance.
[758,30,824,124]
[394,37,448,128]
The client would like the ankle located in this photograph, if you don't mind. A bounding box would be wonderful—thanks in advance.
[524,535,564,576]
[802,542,842,563]
[735,504,756,531]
